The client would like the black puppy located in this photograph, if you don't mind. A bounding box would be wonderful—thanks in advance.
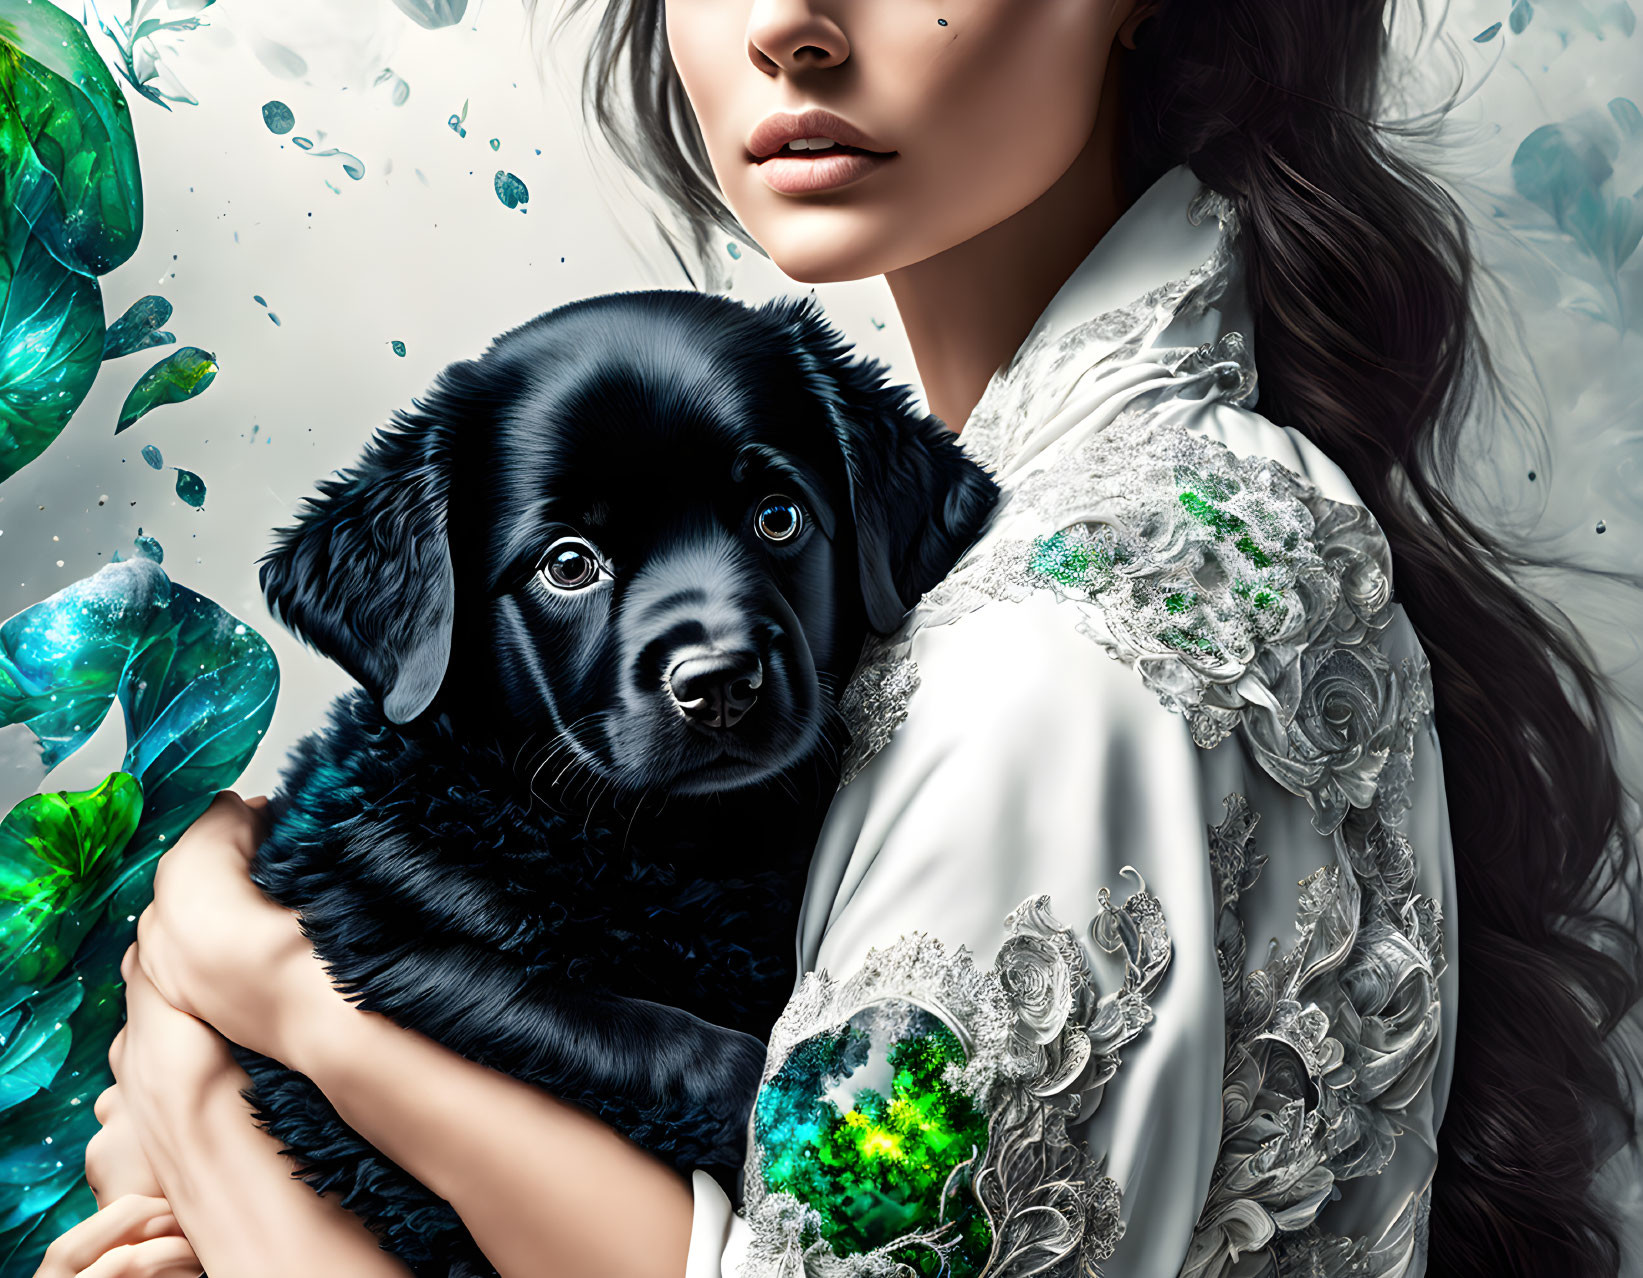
[235,290,997,1277]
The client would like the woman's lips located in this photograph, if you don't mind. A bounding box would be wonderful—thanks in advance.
[754,148,895,195]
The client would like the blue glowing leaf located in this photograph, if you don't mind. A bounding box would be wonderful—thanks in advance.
[101,295,174,361]
[0,234,104,484]
[494,170,528,209]
[261,100,294,135]
[0,560,278,1267]
[172,467,205,508]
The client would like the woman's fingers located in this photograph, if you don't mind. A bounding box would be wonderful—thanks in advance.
[33,1196,179,1277]
[74,1234,201,1278]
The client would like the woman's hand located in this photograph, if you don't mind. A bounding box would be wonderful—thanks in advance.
[84,1082,164,1206]
[133,792,347,1065]
[31,1195,200,1278]
[94,941,415,1277]
[108,941,250,1202]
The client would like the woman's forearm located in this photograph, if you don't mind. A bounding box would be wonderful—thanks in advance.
[161,1074,415,1278]
[290,989,695,1278]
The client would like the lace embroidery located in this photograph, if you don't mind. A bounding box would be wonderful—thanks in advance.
[960,187,1241,481]
[738,882,1170,1278]
[1180,791,1444,1278]
[837,647,920,788]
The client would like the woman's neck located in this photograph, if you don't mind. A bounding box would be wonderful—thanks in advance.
[884,50,1131,434]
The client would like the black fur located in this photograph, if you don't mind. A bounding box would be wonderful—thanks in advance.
[235,290,998,1276]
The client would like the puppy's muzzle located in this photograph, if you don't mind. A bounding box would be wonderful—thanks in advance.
[668,647,763,730]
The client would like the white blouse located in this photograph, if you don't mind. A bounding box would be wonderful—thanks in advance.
[686,165,1458,1278]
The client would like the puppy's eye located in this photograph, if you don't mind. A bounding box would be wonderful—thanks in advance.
[538,537,605,590]
[754,494,805,544]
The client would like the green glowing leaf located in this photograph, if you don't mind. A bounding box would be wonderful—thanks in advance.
[0,0,144,276]
[114,346,216,434]
[0,775,141,1001]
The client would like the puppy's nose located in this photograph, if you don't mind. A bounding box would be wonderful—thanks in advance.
[668,649,763,729]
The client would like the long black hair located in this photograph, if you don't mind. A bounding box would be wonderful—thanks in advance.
[533,1,1643,1272]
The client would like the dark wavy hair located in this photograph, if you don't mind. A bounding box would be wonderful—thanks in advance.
[530,0,1643,1271]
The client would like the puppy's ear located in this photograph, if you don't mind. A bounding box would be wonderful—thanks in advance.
[775,299,999,634]
[259,359,490,723]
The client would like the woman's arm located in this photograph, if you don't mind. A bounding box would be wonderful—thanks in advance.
[289,987,695,1278]
[132,794,695,1278]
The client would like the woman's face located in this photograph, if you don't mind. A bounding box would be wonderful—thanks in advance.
[665,0,1135,283]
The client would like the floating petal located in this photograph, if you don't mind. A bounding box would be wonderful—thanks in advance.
[390,0,470,29]
[173,468,205,508]
[102,295,175,362]
[261,100,295,134]
[494,170,529,209]
[114,347,217,434]
[140,444,162,470]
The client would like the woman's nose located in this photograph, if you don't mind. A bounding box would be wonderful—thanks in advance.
[745,0,849,75]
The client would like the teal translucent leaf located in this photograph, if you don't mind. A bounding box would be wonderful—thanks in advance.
[0,1,144,276]
[1512,104,1643,282]
[101,294,173,361]
[261,100,293,134]
[172,467,204,507]
[494,170,528,209]
[0,560,278,1268]
[0,231,104,485]
[390,0,469,29]
[1511,0,1535,33]
[113,345,216,434]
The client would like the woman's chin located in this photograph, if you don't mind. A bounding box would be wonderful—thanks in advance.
[744,210,923,285]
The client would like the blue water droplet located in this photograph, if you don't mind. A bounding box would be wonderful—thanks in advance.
[141,444,163,470]
[726,241,741,260]
[292,136,314,150]
[391,340,407,357]
[1474,21,1502,40]
[489,137,500,151]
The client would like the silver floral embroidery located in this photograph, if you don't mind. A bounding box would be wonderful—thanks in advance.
[1181,791,1444,1278]
[836,642,920,787]
[738,882,1171,1278]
